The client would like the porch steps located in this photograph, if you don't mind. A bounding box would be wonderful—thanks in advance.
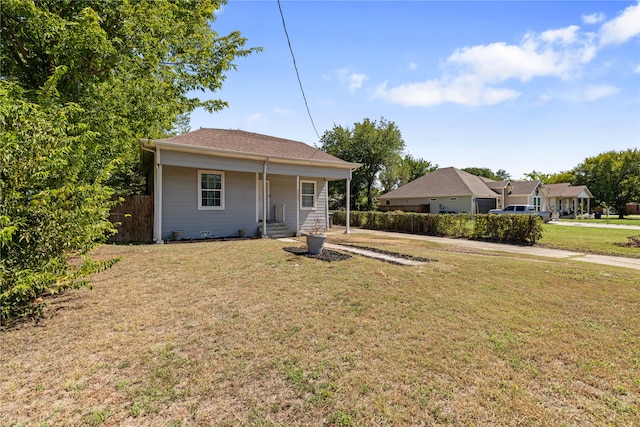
[258,221,294,238]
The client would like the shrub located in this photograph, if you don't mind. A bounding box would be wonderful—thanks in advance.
[331,211,543,245]
[0,83,118,323]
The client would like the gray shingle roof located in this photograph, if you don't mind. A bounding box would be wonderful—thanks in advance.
[380,167,500,199]
[510,181,541,195]
[546,183,592,198]
[145,128,359,167]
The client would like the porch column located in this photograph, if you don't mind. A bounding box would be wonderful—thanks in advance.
[325,178,330,230]
[345,177,351,234]
[262,161,268,238]
[296,176,300,236]
[154,149,163,243]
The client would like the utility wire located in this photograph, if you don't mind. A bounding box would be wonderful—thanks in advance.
[277,0,321,141]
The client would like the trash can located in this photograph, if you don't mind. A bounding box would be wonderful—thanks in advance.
[328,212,334,228]
[594,212,601,219]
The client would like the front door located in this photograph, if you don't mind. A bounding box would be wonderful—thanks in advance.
[257,180,270,221]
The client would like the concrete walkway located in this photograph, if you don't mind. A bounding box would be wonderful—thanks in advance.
[324,242,427,266]
[327,227,640,271]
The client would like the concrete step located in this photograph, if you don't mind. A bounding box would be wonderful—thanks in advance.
[257,221,294,238]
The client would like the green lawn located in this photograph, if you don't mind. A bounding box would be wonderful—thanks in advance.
[558,215,640,226]
[540,223,640,258]
[1,236,639,426]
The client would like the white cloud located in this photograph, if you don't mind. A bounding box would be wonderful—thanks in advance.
[582,12,605,25]
[245,113,266,126]
[336,68,368,93]
[635,64,640,73]
[599,2,640,45]
[540,25,581,45]
[583,84,620,101]
[273,107,293,116]
[408,61,418,71]
[373,77,520,107]
[375,2,637,108]
[447,28,596,82]
[349,73,368,93]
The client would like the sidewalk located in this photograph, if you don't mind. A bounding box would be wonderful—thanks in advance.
[328,227,640,271]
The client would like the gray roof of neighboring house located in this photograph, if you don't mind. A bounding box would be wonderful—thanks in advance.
[380,167,499,199]
[143,128,360,168]
[546,183,593,198]
[510,180,542,195]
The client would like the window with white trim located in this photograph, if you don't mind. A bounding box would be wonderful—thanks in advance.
[198,170,224,210]
[300,180,316,210]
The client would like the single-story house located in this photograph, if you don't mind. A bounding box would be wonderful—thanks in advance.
[378,167,506,214]
[141,128,361,242]
[379,166,591,218]
[545,183,594,217]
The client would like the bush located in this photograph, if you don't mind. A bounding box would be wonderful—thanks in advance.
[0,83,118,323]
[331,211,543,245]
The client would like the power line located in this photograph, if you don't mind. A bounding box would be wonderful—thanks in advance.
[277,0,321,141]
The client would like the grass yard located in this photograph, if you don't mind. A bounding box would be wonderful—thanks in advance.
[1,235,639,426]
[540,224,640,258]
[559,215,640,226]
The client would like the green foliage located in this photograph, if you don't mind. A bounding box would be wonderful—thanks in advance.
[0,82,118,322]
[1,0,262,192]
[321,117,405,211]
[0,0,259,321]
[472,214,544,245]
[380,154,437,192]
[333,211,470,238]
[332,211,543,245]
[546,170,576,184]
[571,149,640,218]
[462,167,509,181]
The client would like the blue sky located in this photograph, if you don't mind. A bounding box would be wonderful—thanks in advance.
[189,1,640,180]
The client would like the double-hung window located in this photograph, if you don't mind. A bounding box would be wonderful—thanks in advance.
[300,180,316,210]
[198,170,224,210]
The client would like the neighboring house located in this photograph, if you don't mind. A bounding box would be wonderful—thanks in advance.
[141,128,360,242]
[379,166,590,218]
[377,167,504,214]
[627,203,640,214]
[545,183,594,218]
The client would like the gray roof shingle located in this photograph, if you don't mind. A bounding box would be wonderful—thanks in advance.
[380,167,500,199]
[146,128,358,167]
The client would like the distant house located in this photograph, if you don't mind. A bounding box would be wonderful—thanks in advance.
[141,129,361,242]
[378,166,592,218]
[627,203,640,214]
[545,183,594,218]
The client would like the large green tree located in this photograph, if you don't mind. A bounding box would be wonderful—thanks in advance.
[0,82,118,322]
[572,149,640,218]
[321,118,405,210]
[1,0,261,191]
[0,0,259,321]
[380,154,437,193]
[463,167,513,181]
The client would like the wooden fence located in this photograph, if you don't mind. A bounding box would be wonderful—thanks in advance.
[108,195,153,243]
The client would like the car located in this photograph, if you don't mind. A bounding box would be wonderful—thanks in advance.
[488,204,552,222]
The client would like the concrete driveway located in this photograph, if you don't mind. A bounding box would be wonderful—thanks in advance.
[330,226,640,271]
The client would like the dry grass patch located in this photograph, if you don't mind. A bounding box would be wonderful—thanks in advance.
[1,236,639,426]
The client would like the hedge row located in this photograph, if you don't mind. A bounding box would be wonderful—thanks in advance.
[331,211,544,245]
